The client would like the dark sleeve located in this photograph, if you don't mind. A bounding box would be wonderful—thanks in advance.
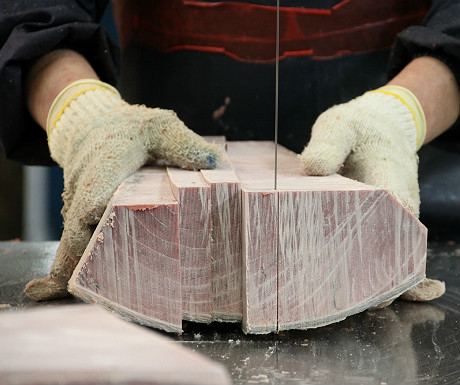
[0,0,120,165]
[388,0,460,137]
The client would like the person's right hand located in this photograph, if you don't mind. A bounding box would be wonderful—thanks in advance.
[301,86,424,217]
[25,79,220,301]
[300,85,445,304]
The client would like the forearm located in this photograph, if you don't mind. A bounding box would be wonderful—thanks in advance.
[387,56,460,144]
[25,49,99,130]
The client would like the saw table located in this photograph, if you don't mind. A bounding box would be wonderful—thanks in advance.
[1,240,458,385]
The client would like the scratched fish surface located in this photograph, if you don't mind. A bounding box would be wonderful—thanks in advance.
[0,241,459,385]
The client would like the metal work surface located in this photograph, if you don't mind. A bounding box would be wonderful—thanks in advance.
[1,241,459,385]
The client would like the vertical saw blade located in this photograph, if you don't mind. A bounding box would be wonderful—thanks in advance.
[274,0,280,190]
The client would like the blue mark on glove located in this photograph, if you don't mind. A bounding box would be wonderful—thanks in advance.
[206,153,218,169]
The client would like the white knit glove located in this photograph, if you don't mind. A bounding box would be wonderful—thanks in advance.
[301,85,445,303]
[25,79,221,300]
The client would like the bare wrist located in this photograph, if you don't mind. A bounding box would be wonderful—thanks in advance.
[388,56,460,144]
[25,49,99,130]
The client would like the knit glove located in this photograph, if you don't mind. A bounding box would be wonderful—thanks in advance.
[300,85,445,303]
[25,79,221,300]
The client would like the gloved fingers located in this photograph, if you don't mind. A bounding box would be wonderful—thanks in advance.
[400,278,446,301]
[300,106,357,176]
[341,148,420,217]
[300,141,349,176]
[24,275,69,301]
[144,108,221,170]
[366,278,446,313]
[24,223,92,301]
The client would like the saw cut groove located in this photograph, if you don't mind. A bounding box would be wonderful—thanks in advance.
[201,151,243,322]
[167,167,212,323]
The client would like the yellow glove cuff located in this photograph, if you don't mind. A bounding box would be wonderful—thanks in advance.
[46,79,120,137]
[371,85,427,151]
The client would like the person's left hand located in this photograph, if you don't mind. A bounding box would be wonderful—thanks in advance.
[24,79,221,301]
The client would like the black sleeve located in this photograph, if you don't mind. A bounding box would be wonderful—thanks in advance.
[388,0,460,137]
[0,0,120,165]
